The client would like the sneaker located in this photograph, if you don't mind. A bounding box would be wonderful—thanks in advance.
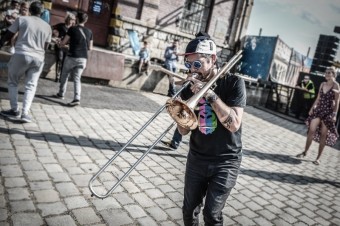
[20,114,32,123]
[0,109,20,118]
[53,93,64,99]
[68,99,80,106]
[160,140,177,150]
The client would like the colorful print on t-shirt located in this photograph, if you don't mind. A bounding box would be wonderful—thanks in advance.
[198,98,217,134]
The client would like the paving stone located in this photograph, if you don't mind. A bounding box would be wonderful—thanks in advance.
[72,207,101,225]
[222,205,239,218]
[159,221,178,226]
[7,188,30,201]
[154,197,177,209]
[55,182,80,197]
[21,160,44,171]
[17,153,36,161]
[43,164,64,173]
[91,197,121,211]
[146,206,168,221]
[257,209,276,221]
[114,193,135,205]
[227,199,246,210]
[0,196,6,208]
[10,200,36,213]
[239,208,258,219]
[45,215,77,226]
[280,213,298,224]
[165,207,182,220]
[138,182,155,190]
[0,157,17,165]
[0,208,7,221]
[314,217,330,225]
[71,174,92,187]
[100,208,133,226]
[34,190,59,203]
[11,213,44,226]
[25,171,50,181]
[64,196,89,209]
[4,177,27,187]
[132,193,156,208]
[124,204,147,218]
[37,202,67,217]
[29,181,53,190]
[145,188,164,199]
[136,216,158,226]
[0,165,23,177]
[130,175,149,184]
[233,215,255,226]
[0,150,15,158]
[49,172,72,182]
[0,221,9,226]
[167,180,183,189]
[66,166,84,175]
[316,209,332,219]
[148,177,167,186]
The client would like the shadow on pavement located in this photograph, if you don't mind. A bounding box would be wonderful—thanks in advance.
[243,149,301,165]
[0,127,187,159]
[0,76,162,113]
[240,168,340,188]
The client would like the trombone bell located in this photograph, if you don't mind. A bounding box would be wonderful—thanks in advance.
[165,50,243,131]
[166,99,198,130]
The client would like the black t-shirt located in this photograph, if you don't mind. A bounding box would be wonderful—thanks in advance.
[181,74,247,161]
[53,23,68,39]
[67,25,93,59]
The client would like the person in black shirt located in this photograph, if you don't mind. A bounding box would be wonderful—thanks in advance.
[55,11,93,106]
[177,33,246,225]
[52,12,76,82]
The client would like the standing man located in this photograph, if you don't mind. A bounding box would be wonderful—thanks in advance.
[164,39,179,97]
[295,75,315,119]
[0,1,52,123]
[55,11,93,106]
[177,34,246,225]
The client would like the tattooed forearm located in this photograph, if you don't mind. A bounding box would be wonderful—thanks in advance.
[210,100,242,132]
[222,109,234,129]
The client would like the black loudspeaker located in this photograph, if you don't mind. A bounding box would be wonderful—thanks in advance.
[311,34,339,74]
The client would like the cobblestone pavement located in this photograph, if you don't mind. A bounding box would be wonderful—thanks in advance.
[0,78,339,226]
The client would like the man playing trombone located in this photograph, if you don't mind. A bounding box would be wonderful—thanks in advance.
[176,33,246,225]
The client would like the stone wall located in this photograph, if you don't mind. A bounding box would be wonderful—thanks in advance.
[111,0,242,64]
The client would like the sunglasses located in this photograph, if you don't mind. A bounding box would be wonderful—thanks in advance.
[184,60,203,69]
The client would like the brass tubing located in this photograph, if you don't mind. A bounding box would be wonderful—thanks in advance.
[88,80,192,199]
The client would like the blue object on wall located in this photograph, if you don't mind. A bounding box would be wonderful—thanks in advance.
[128,30,140,56]
[239,36,276,80]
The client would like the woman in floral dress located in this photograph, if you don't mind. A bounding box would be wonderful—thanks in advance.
[296,67,339,165]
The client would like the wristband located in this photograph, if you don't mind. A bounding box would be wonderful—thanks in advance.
[206,91,219,104]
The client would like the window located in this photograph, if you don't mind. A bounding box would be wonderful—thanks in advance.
[180,0,212,35]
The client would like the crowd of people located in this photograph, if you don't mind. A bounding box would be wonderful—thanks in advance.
[0,0,93,122]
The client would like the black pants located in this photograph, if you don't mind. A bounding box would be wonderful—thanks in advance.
[183,151,241,226]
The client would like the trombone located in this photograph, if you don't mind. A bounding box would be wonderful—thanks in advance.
[89,68,191,199]
[89,50,243,199]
